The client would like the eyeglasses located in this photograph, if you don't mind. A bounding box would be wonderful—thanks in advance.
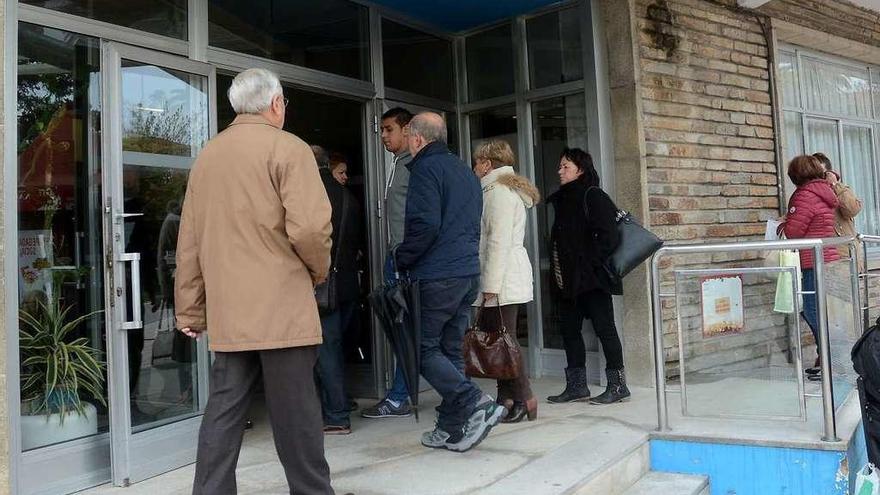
[282,97,289,107]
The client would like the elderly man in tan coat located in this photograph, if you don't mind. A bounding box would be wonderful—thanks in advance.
[175,68,334,495]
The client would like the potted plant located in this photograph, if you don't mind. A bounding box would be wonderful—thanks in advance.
[19,298,105,451]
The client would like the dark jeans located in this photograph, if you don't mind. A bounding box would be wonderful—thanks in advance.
[801,268,820,347]
[192,347,332,495]
[317,300,357,427]
[419,276,483,434]
[479,305,533,402]
[559,289,624,371]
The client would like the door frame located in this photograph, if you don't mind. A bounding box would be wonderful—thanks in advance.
[100,41,215,486]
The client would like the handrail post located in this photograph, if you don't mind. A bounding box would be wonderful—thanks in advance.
[862,235,870,333]
[651,251,669,431]
[849,242,863,337]
[813,244,838,442]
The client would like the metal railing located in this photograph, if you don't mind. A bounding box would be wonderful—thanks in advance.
[650,236,860,443]
[859,234,880,332]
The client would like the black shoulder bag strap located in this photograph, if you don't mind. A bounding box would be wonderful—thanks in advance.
[332,191,349,272]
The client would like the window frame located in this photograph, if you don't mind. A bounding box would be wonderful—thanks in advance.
[779,43,880,242]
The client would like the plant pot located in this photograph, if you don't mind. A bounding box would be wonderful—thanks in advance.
[20,402,98,451]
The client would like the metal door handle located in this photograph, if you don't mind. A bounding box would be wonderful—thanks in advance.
[114,212,144,224]
[119,252,142,330]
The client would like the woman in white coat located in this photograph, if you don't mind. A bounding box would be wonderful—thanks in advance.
[472,140,541,423]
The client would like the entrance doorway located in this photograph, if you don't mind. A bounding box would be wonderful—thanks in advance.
[15,30,214,494]
[103,43,214,486]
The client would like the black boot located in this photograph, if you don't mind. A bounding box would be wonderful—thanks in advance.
[590,369,631,405]
[547,367,591,403]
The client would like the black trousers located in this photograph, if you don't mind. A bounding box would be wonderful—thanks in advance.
[192,346,333,495]
[558,289,624,371]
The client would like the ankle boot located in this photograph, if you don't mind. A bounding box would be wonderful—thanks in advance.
[590,369,631,405]
[502,398,538,423]
[547,367,591,403]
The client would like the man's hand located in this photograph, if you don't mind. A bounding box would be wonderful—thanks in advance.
[179,327,204,339]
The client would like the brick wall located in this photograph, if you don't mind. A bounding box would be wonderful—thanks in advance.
[635,0,792,376]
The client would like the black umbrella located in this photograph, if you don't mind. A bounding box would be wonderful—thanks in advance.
[370,277,422,420]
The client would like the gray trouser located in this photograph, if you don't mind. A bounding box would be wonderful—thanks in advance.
[192,346,333,495]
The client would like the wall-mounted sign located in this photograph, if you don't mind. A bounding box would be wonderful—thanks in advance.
[701,275,744,338]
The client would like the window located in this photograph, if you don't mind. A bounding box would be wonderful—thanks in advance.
[469,105,517,158]
[779,48,880,235]
[208,0,370,80]
[465,24,515,101]
[526,7,583,89]
[17,22,108,451]
[22,0,187,39]
[382,20,454,102]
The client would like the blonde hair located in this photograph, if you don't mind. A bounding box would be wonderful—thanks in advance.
[473,140,516,169]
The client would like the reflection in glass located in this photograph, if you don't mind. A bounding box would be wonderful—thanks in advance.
[530,94,587,350]
[466,24,515,101]
[208,0,370,80]
[17,23,107,451]
[526,7,583,89]
[382,20,454,102]
[21,0,187,39]
[121,62,208,430]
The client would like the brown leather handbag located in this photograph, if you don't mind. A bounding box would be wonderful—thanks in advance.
[463,305,523,380]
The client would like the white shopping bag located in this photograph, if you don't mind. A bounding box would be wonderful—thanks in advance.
[765,219,783,241]
[856,463,880,495]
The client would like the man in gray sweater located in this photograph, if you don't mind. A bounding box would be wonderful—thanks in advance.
[362,107,415,419]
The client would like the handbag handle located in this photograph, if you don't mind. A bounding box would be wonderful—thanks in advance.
[472,302,508,333]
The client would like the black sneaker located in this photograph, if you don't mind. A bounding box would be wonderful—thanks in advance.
[360,398,413,419]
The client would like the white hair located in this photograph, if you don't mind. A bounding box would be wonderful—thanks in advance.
[409,112,447,144]
[227,68,283,114]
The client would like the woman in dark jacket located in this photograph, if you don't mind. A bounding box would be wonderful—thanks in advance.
[314,147,364,434]
[546,148,629,405]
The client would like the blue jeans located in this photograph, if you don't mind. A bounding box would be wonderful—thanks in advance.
[801,268,819,346]
[419,276,483,434]
[317,301,356,427]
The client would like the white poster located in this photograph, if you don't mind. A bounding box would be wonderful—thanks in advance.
[18,230,53,303]
[701,275,744,338]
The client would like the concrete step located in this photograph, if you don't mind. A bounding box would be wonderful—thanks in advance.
[622,472,709,495]
[477,416,650,495]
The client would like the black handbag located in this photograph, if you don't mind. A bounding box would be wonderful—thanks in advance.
[315,191,348,314]
[151,301,175,365]
[584,187,663,280]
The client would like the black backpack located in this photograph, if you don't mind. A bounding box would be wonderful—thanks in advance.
[852,317,880,403]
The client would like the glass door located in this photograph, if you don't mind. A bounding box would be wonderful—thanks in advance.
[101,42,214,486]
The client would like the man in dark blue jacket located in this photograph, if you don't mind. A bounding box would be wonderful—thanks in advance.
[396,112,506,452]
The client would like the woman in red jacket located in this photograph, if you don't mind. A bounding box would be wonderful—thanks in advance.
[781,155,840,379]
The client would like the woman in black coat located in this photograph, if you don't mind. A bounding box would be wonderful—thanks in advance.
[546,148,630,405]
